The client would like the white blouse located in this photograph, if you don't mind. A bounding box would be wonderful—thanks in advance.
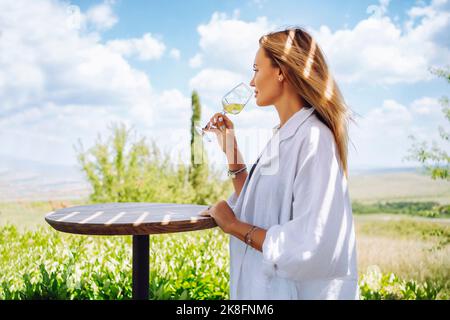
[226,106,359,300]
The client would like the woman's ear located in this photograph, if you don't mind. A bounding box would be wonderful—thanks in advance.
[278,74,283,82]
[277,69,283,82]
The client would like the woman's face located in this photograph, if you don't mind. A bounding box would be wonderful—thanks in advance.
[250,46,282,107]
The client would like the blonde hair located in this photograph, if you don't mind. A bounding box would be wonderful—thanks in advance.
[259,26,354,178]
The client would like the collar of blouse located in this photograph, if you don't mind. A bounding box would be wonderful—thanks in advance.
[272,107,316,143]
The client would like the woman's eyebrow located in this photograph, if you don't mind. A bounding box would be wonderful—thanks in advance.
[253,63,258,67]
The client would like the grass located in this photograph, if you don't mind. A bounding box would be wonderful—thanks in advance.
[0,197,449,299]
[1,217,448,300]
[0,225,229,300]
[0,199,88,232]
[355,217,449,290]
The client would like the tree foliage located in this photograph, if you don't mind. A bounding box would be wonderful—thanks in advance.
[189,91,215,204]
[405,66,450,180]
[75,122,232,205]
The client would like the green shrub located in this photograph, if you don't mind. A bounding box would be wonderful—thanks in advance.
[352,201,449,218]
[0,225,228,300]
[1,225,447,300]
[359,265,448,300]
[75,123,233,205]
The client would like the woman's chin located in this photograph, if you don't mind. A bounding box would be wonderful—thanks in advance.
[255,97,263,106]
[256,99,269,107]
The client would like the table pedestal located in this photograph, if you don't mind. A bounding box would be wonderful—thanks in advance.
[132,235,149,300]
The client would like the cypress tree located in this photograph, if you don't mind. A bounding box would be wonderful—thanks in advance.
[189,91,209,202]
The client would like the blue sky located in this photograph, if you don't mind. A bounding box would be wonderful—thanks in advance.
[0,0,449,184]
[72,0,450,94]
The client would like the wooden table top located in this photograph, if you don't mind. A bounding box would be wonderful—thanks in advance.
[45,203,216,235]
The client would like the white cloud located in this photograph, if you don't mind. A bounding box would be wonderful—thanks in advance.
[106,33,166,61]
[189,68,246,101]
[366,0,390,18]
[366,99,413,126]
[349,97,448,168]
[0,103,125,165]
[85,1,118,31]
[150,89,191,128]
[249,0,268,10]
[169,48,181,60]
[0,0,188,167]
[195,12,275,73]
[65,1,117,32]
[311,0,450,84]
[0,0,153,115]
[410,96,443,116]
[189,1,450,90]
[189,53,203,68]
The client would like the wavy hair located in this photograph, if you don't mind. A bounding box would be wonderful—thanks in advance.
[259,26,355,178]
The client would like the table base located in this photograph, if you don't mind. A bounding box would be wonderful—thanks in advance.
[132,235,149,300]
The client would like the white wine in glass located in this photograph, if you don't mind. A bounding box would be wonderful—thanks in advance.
[195,82,253,142]
[223,103,245,114]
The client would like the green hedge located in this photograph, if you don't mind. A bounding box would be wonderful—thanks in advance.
[352,201,449,218]
[0,225,228,300]
[1,225,447,300]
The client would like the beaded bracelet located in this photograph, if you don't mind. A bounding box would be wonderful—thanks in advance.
[227,165,247,178]
[244,226,258,246]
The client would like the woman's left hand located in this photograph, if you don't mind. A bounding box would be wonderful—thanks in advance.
[200,200,238,234]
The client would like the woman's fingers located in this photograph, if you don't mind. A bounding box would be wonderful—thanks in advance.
[200,205,213,217]
[203,122,220,132]
[220,114,234,129]
[208,113,222,129]
[208,113,234,131]
[199,210,211,217]
[202,115,236,154]
[215,114,231,130]
[203,116,219,132]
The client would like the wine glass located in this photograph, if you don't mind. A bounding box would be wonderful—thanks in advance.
[195,82,253,142]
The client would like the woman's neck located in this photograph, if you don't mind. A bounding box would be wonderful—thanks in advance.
[274,93,305,128]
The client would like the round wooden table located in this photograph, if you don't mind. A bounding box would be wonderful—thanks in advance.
[44,202,216,300]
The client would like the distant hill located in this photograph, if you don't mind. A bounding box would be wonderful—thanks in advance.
[0,154,90,202]
[1,154,448,203]
[348,171,450,204]
[349,166,423,176]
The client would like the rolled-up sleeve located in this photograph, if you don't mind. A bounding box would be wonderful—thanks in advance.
[262,126,348,281]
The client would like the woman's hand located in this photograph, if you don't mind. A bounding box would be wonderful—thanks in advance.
[203,113,237,154]
[200,200,238,234]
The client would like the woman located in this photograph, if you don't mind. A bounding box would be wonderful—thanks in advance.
[201,27,358,300]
